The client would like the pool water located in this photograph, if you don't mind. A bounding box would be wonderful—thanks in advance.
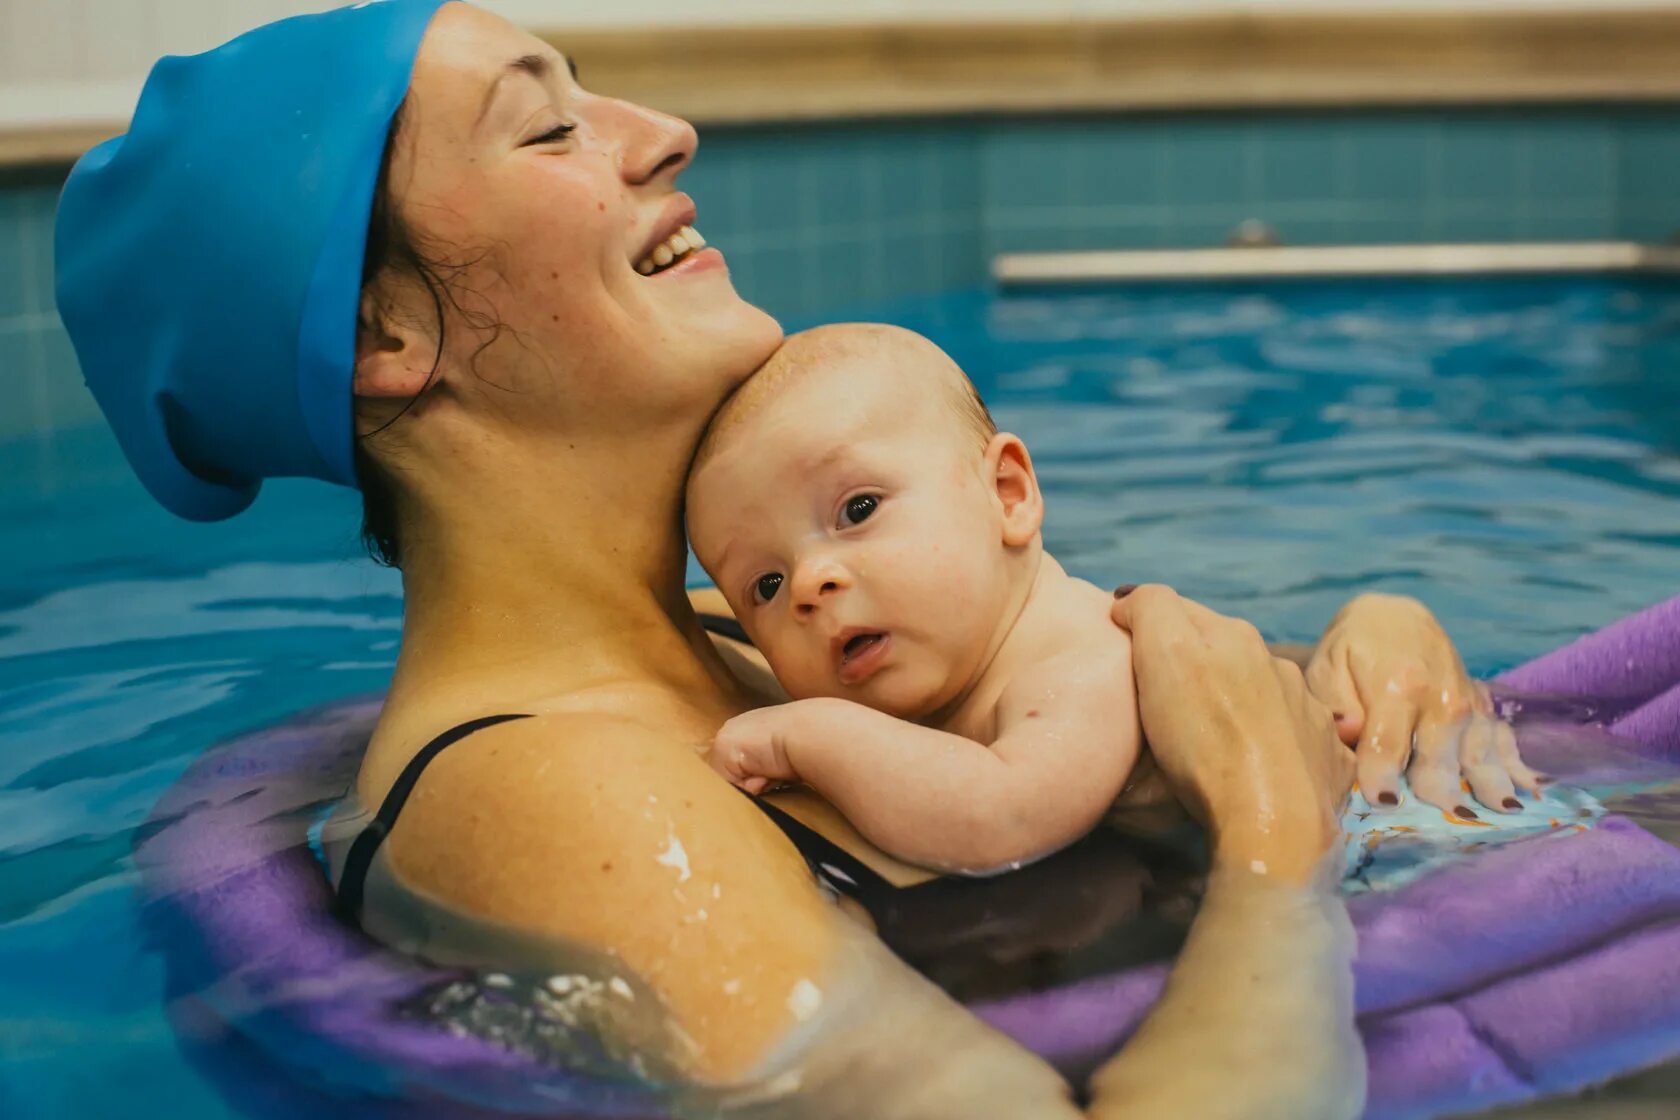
[3,277,1679,1116]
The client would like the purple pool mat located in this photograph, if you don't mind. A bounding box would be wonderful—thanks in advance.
[136,595,1680,1118]
[978,593,1680,1119]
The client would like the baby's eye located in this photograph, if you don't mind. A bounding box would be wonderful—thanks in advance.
[841,494,879,527]
[753,573,784,604]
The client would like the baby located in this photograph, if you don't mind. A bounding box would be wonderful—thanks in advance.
[685,323,1144,876]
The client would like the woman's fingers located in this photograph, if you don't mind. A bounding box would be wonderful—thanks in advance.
[1493,719,1544,796]
[1283,662,1357,805]
[1114,585,1266,664]
[1305,644,1365,747]
[1409,712,1478,818]
[1110,583,1182,641]
[1355,699,1414,808]
[1459,714,1522,812]
[1471,679,1495,717]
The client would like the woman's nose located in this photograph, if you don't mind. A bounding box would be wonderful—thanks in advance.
[612,99,697,185]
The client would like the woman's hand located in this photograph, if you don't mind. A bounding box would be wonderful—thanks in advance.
[1112,585,1355,883]
[1093,586,1366,1120]
[1304,593,1539,816]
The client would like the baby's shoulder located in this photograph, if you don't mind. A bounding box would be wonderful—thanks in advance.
[1046,574,1135,660]
[999,586,1134,709]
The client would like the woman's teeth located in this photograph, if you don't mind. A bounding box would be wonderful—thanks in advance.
[635,226,706,275]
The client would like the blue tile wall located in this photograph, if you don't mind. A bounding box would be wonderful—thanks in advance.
[977,110,1635,255]
[0,182,83,443]
[690,123,983,318]
[1618,111,1680,243]
[6,107,1680,444]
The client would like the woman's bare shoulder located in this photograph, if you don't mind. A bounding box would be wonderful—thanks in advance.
[380,709,840,1077]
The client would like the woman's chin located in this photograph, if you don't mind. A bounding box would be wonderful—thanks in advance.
[709,302,785,385]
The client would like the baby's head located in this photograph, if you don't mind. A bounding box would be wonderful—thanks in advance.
[686,323,1044,720]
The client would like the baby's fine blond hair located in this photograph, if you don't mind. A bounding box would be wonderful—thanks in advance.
[692,323,996,478]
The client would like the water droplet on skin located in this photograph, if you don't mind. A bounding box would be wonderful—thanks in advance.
[1250,859,1269,875]
[723,978,742,996]
[786,978,823,1021]
[656,832,692,882]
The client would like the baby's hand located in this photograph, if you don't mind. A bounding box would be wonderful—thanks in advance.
[709,706,805,795]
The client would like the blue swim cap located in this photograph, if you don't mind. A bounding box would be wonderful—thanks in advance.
[54,0,451,520]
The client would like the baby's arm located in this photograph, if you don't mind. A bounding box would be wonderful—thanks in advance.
[709,647,1140,875]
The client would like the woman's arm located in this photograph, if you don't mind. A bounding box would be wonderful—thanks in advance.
[381,710,1082,1117]
[1087,587,1365,1120]
[1090,863,1360,1120]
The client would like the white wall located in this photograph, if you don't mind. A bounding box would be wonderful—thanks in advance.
[5,0,1679,129]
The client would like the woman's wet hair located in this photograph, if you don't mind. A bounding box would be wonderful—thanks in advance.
[355,100,433,567]
[354,99,503,568]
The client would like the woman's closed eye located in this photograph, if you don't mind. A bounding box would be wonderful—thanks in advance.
[839,494,879,528]
[522,122,577,147]
[752,572,784,605]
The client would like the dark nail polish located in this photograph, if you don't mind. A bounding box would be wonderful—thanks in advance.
[1454,805,1480,820]
[1502,797,1523,811]
[1377,791,1399,807]
[1113,584,1138,599]
[1535,774,1553,786]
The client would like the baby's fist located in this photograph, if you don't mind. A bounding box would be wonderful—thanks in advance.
[709,707,802,795]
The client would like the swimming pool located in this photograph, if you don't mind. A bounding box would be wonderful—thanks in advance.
[2,276,1678,1116]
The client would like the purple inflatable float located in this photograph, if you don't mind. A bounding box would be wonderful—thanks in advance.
[136,596,1680,1119]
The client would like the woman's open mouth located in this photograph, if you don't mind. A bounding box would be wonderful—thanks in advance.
[837,631,890,686]
[634,226,707,276]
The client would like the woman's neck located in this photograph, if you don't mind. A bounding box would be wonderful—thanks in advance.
[379,419,744,720]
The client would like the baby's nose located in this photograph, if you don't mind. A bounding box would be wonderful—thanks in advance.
[792,565,848,614]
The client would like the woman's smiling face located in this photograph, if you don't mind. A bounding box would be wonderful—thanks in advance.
[381,3,781,428]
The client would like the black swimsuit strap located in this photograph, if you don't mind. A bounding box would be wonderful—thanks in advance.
[335,613,899,924]
[695,611,751,645]
[749,795,898,905]
[695,611,897,901]
[336,713,534,922]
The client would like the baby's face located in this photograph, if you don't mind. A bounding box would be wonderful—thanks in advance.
[687,359,1017,720]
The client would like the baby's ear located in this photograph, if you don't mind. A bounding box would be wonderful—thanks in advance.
[985,433,1044,547]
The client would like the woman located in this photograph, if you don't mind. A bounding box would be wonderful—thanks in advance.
[55,2,1526,1114]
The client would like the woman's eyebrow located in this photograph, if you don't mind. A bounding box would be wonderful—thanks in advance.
[475,52,574,129]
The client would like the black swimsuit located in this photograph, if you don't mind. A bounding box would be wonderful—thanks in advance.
[336,615,1202,1001]
[336,615,900,926]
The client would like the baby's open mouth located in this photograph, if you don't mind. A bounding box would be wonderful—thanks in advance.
[634,226,706,275]
[841,632,884,663]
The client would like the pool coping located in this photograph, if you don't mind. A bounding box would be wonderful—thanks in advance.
[8,7,1680,170]
[994,241,1680,285]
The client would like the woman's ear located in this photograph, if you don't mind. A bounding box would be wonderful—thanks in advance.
[984,433,1044,547]
[353,290,438,401]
